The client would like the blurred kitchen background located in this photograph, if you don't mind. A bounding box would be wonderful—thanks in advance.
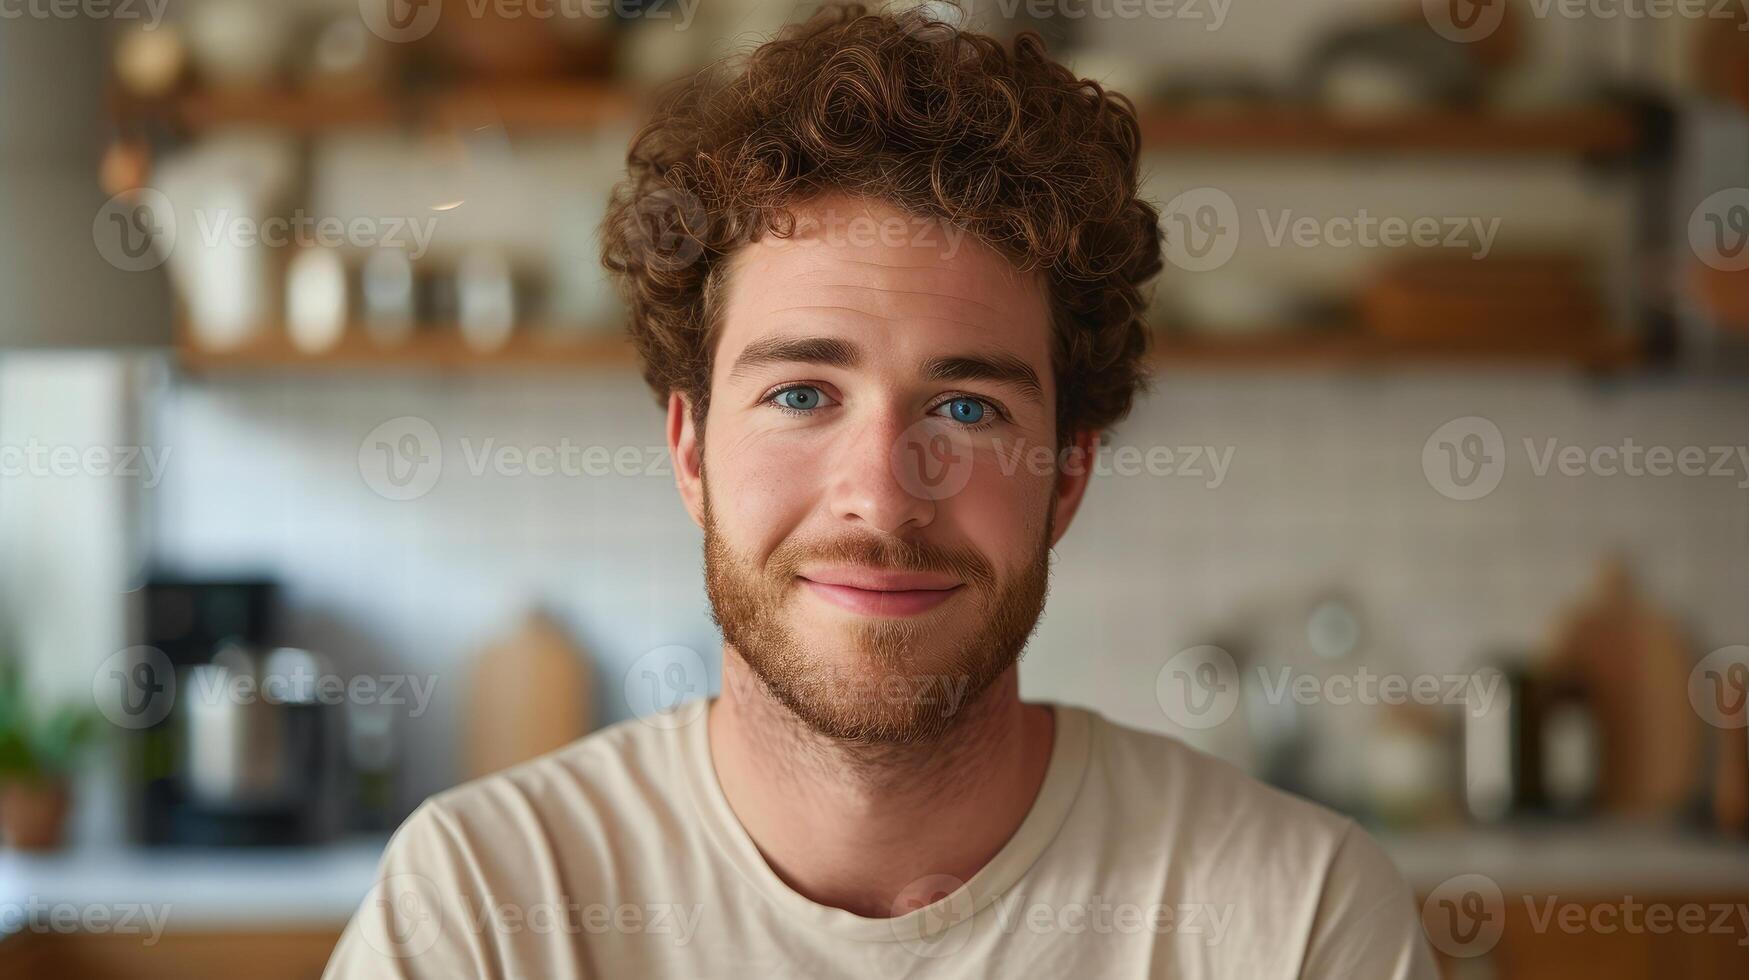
[1,0,1748,976]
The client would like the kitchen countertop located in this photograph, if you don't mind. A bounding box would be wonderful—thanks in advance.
[3,826,1747,936]
[1377,825,1749,894]
[0,839,386,934]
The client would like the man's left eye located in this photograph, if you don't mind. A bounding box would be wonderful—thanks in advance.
[933,397,991,425]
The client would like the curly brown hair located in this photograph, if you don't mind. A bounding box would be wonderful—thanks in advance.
[600,2,1161,442]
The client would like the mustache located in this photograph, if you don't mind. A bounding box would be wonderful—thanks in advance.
[768,533,997,591]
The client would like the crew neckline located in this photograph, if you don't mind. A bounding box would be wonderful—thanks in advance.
[676,697,1094,943]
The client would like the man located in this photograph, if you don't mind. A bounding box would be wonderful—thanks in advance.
[325,5,1439,977]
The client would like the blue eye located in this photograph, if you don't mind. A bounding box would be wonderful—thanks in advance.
[936,397,988,425]
[773,386,824,411]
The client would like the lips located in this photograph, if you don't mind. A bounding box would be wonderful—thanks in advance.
[796,566,964,617]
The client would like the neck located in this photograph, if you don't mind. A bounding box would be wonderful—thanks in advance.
[708,645,1055,918]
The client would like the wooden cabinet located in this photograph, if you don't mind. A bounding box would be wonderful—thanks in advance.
[0,928,343,980]
[1430,892,1749,980]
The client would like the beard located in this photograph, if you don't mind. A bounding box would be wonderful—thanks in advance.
[701,482,1055,747]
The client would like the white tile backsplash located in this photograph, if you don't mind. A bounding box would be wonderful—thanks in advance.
[143,369,1749,805]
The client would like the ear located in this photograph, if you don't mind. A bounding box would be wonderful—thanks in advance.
[667,390,705,529]
[1047,428,1099,548]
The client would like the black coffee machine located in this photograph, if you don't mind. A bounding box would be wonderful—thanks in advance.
[126,576,339,847]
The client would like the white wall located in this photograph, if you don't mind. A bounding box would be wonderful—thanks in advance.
[142,370,1749,807]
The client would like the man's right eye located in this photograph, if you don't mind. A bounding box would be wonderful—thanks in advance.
[768,385,831,413]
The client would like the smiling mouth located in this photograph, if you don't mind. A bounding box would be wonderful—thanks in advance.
[795,574,964,617]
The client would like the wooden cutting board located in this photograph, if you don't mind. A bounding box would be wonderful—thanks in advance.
[462,609,595,780]
[1546,557,1701,817]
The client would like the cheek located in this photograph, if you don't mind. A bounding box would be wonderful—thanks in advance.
[705,426,830,552]
[947,451,1055,560]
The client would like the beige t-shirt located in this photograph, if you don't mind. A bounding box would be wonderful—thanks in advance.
[324,701,1438,978]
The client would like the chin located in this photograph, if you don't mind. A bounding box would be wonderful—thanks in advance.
[739,610,1005,744]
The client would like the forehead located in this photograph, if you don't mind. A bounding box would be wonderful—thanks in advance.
[713,195,1051,372]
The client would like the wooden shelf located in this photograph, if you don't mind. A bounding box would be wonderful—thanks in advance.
[175,323,1640,375]
[1148,329,1643,372]
[117,85,1637,157]
[175,323,636,373]
[116,82,636,134]
[1137,107,1641,156]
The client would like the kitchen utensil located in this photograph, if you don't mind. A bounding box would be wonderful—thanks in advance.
[1546,557,1702,818]
[113,23,187,99]
[1301,21,1482,114]
[1461,660,1527,823]
[362,248,417,347]
[185,0,290,91]
[285,246,349,353]
[180,644,326,811]
[457,249,517,352]
[300,15,391,94]
[153,134,298,349]
[463,610,594,780]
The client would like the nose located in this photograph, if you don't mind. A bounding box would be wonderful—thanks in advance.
[826,406,942,535]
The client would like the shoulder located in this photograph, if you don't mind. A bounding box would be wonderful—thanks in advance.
[1076,707,1396,889]
[391,712,699,878]
[429,714,684,821]
[1071,708,1436,974]
[1084,708,1354,837]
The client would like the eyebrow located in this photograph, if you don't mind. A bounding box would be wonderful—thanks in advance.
[923,353,1043,402]
[727,335,1044,402]
[728,335,861,377]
